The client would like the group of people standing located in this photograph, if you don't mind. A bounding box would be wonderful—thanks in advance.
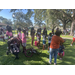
[1,26,75,65]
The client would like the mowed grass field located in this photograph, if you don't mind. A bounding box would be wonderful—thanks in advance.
[0,33,75,65]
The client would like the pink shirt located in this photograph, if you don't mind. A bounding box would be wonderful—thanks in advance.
[6,31,13,37]
[18,32,22,39]
[22,33,26,43]
[9,32,13,37]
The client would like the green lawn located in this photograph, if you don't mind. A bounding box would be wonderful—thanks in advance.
[0,35,75,65]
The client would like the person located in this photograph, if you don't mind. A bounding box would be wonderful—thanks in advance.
[22,29,27,53]
[31,27,35,46]
[0,27,5,41]
[43,27,47,47]
[37,28,41,45]
[58,43,65,60]
[17,27,22,49]
[37,34,40,49]
[42,33,46,50]
[49,30,65,65]
[70,30,75,46]
[48,33,52,50]
[17,28,22,40]
[26,27,28,37]
[6,26,13,39]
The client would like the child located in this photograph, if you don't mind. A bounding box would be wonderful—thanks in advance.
[26,27,28,37]
[42,33,46,50]
[31,27,35,46]
[48,33,52,50]
[22,29,27,53]
[59,43,65,60]
[37,34,40,49]
[17,28,22,50]
[17,28,22,40]
[6,26,13,39]
[37,28,41,45]
[0,27,5,41]
[71,30,75,46]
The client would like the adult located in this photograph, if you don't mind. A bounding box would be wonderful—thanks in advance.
[37,28,41,45]
[31,27,35,46]
[43,27,47,37]
[26,27,28,37]
[49,30,65,65]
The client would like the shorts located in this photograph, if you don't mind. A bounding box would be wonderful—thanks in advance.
[43,40,46,45]
[73,37,75,42]
[22,43,26,47]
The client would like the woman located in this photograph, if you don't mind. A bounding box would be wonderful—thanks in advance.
[49,30,65,65]
[31,27,35,46]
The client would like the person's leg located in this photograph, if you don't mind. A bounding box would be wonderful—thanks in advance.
[49,48,53,64]
[54,49,58,64]
[31,36,34,46]
[48,43,50,51]
[71,41,73,46]
[37,41,39,49]
[59,53,63,60]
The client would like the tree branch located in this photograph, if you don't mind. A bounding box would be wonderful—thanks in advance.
[52,9,72,20]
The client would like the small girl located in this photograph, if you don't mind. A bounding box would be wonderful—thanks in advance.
[48,33,52,50]
[42,33,46,50]
[22,29,27,53]
[37,34,40,49]
[6,26,13,39]
[59,43,65,60]
[17,28,22,40]
[37,28,41,45]
[71,30,75,46]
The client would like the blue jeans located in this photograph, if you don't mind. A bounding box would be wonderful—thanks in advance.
[49,48,59,63]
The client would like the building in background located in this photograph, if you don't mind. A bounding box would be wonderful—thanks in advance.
[0,22,7,29]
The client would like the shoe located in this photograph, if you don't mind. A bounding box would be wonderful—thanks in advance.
[54,63,56,65]
[70,44,72,46]
[60,58,62,60]
[49,61,51,64]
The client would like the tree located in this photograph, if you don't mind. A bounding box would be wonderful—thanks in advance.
[0,16,12,25]
[53,9,75,35]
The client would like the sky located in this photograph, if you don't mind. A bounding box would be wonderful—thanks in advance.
[0,9,34,24]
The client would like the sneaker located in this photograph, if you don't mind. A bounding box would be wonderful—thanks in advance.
[60,58,62,60]
[70,44,72,46]
[49,61,51,64]
[54,63,56,65]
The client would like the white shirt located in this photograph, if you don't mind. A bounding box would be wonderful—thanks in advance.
[48,35,52,43]
[43,35,46,41]
[73,31,75,38]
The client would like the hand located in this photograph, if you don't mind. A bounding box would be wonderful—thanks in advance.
[64,39,66,42]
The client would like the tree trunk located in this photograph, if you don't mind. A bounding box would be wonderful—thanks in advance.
[70,20,75,36]
[63,20,66,30]
[70,9,75,36]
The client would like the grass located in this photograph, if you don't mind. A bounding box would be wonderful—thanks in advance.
[0,34,75,65]
[0,30,74,65]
